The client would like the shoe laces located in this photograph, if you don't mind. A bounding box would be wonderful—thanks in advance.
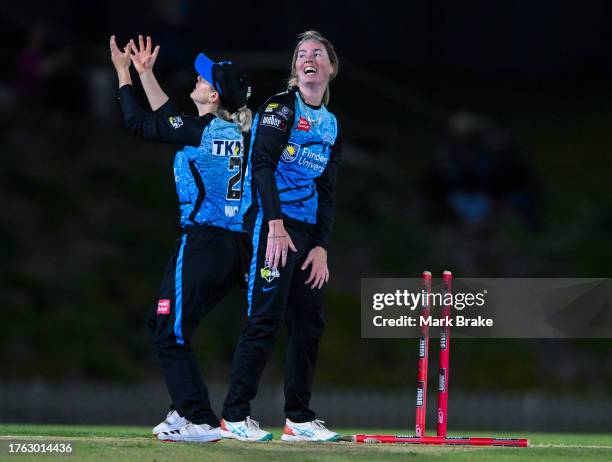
[183,421,213,432]
[311,419,328,431]
[181,419,195,430]
[164,410,176,423]
[245,416,261,431]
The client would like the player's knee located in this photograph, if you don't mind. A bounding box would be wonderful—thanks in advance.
[312,314,325,340]
[288,311,325,336]
[152,336,193,358]
[244,314,283,340]
[145,313,188,352]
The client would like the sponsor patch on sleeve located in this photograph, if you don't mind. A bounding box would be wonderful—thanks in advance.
[168,116,184,129]
[265,102,293,121]
[276,106,293,120]
[260,114,287,131]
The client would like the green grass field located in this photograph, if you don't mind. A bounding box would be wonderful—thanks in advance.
[1,425,611,462]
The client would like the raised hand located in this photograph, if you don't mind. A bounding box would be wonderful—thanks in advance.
[109,35,131,72]
[109,35,132,87]
[129,35,160,75]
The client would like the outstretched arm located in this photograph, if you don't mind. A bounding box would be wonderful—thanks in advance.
[129,35,169,111]
[111,34,207,146]
[109,35,132,87]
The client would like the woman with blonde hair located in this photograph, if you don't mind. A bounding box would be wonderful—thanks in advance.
[110,34,252,443]
[220,30,342,442]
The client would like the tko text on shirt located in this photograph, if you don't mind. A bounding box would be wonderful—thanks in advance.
[212,139,243,156]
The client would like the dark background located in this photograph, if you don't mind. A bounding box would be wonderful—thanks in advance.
[2,0,611,430]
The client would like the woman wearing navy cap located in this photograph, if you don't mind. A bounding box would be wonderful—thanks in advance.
[110,35,252,443]
[220,30,342,442]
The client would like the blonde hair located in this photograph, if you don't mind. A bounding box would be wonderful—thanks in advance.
[217,105,253,133]
[287,30,339,106]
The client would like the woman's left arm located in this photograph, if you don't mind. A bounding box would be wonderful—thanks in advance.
[129,35,169,111]
[110,35,206,146]
[302,124,342,289]
[117,85,208,146]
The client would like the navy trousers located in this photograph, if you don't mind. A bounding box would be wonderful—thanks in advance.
[146,225,250,427]
[222,210,326,423]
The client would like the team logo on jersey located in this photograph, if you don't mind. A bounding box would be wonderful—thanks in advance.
[261,114,286,131]
[212,139,243,156]
[278,106,292,118]
[296,116,311,131]
[265,103,279,112]
[281,142,300,163]
[169,116,183,129]
[260,264,280,283]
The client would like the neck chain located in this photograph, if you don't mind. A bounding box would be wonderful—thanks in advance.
[298,92,323,125]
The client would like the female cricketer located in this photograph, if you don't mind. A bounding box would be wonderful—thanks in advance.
[110,35,252,443]
[220,31,342,442]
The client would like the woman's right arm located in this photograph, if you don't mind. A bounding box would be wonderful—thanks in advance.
[250,95,297,268]
[110,35,132,87]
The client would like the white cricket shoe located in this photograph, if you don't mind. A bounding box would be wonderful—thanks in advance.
[281,418,339,442]
[157,422,221,443]
[152,410,187,435]
[219,416,273,442]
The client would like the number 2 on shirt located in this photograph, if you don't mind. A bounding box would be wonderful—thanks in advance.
[226,156,242,200]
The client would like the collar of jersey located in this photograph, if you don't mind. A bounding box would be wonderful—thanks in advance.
[293,87,323,110]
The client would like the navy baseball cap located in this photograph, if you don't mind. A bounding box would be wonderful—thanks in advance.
[195,52,251,113]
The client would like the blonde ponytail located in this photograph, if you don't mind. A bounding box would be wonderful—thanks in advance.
[232,106,253,133]
[216,105,253,133]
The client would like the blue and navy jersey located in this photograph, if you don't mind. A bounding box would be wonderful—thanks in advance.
[119,85,251,232]
[173,117,251,230]
[249,87,342,249]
